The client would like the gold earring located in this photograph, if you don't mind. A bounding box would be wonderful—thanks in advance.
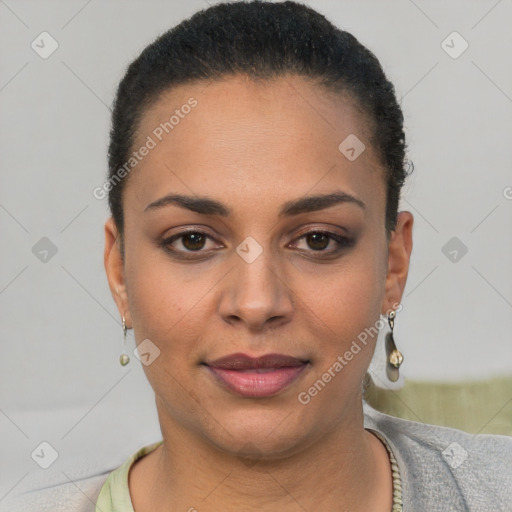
[119,316,130,366]
[385,309,403,382]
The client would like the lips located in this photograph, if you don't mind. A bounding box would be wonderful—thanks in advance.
[203,353,310,398]
[207,353,309,370]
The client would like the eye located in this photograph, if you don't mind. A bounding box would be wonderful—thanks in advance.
[160,228,355,260]
[290,230,354,257]
[160,229,220,257]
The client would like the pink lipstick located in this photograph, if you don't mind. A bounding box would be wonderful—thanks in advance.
[204,353,309,398]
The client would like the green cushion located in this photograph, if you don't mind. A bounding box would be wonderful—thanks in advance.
[364,376,512,436]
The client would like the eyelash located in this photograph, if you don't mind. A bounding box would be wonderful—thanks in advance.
[159,228,354,260]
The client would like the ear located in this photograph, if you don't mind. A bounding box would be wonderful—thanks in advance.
[104,217,132,327]
[381,211,414,315]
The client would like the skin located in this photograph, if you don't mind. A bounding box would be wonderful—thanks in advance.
[104,74,413,511]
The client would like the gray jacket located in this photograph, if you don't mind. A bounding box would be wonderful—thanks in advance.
[3,403,511,511]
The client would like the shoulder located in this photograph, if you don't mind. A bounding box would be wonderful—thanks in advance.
[1,440,164,512]
[0,473,109,512]
[363,401,512,511]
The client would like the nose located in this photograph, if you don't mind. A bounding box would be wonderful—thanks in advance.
[218,242,294,333]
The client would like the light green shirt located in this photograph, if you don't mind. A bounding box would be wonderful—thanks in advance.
[95,440,163,512]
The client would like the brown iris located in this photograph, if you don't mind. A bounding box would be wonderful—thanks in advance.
[181,233,207,251]
[305,232,330,251]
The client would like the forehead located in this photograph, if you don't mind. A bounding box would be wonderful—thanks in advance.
[126,74,384,220]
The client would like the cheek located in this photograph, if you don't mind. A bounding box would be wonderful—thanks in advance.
[124,243,196,349]
[296,262,385,412]
[301,237,387,373]
[309,242,385,330]
[124,252,209,417]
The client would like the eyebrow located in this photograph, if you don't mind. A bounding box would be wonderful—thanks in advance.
[143,190,366,217]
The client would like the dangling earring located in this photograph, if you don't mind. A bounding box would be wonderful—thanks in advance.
[385,309,403,382]
[119,316,130,366]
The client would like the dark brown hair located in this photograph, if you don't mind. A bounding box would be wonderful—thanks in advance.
[107,0,412,245]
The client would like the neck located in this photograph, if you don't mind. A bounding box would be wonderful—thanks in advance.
[129,397,393,512]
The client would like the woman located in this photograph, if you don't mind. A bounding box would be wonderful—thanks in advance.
[95,1,510,511]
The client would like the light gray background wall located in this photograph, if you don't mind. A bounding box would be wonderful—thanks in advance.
[1,0,511,502]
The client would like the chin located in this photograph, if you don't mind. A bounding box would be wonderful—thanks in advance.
[202,406,316,460]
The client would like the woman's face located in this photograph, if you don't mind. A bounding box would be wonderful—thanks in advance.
[105,74,412,458]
